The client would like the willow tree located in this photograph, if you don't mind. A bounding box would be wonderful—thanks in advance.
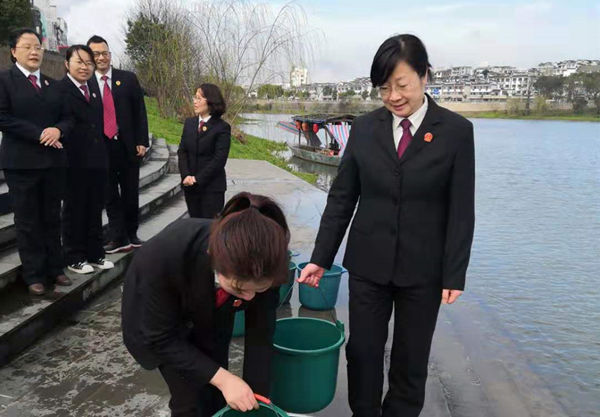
[125,0,200,118]
[126,0,316,125]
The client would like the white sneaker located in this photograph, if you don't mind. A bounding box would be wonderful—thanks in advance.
[89,258,114,270]
[68,261,94,274]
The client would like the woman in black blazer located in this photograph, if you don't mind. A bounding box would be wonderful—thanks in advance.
[59,45,113,274]
[0,28,72,295]
[122,192,289,415]
[299,35,475,417]
[178,83,231,218]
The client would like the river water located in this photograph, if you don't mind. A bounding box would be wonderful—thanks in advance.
[239,113,600,416]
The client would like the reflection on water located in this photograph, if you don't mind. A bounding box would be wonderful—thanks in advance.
[239,113,600,416]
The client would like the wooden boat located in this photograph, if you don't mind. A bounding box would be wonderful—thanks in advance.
[277,114,354,167]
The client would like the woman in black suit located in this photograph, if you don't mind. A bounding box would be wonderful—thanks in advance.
[299,34,475,417]
[178,83,231,218]
[122,192,289,416]
[0,28,72,295]
[60,45,113,274]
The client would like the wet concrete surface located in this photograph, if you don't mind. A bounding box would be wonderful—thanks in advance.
[0,160,569,417]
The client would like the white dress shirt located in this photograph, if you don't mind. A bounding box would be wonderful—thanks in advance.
[66,73,89,97]
[198,115,212,128]
[15,62,41,88]
[392,96,429,151]
[95,68,113,99]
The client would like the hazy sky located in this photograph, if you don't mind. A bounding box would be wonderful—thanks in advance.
[53,0,600,83]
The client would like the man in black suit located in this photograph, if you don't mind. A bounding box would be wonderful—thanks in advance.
[87,35,149,253]
[299,35,475,417]
[0,28,73,295]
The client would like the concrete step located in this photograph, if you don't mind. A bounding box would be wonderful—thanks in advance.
[0,194,188,366]
[0,173,182,291]
[0,149,169,252]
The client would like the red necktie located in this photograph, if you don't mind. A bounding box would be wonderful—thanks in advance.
[101,75,118,139]
[28,74,41,93]
[397,118,413,159]
[79,85,90,102]
[198,120,205,133]
[215,288,230,308]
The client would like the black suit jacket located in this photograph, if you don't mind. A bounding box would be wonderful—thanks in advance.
[310,96,475,290]
[177,116,231,192]
[88,68,149,163]
[121,218,278,394]
[58,77,108,170]
[0,65,71,169]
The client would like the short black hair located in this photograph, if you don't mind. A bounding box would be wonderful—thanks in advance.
[199,83,226,118]
[9,28,42,63]
[65,44,95,68]
[86,35,109,47]
[370,34,432,87]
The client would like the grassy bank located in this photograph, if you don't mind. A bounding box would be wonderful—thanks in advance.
[242,101,600,122]
[145,98,317,184]
[459,111,600,122]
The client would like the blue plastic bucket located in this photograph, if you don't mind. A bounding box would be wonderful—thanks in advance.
[232,310,245,337]
[297,262,344,310]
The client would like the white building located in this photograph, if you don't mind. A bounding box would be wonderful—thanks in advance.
[290,66,308,88]
[32,0,68,52]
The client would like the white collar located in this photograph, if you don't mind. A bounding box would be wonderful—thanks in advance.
[199,115,212,124]
[15,62,41,81]
[67,73,88,90]
[96,67,113,82]
[392,95,429,131]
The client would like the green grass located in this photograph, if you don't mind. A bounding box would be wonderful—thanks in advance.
[145,98,317,184]
[457,111,599,122]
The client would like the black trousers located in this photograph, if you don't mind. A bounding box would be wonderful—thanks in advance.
[106,139,140,240]
[4,168,65,285]
[159,305,234,417]
[347,275,442,417]
[184,190,224,219]
[62,168,107,265]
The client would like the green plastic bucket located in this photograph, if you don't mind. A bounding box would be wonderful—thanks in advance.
[297,262,344,311]
[232,310,245,337]
[212,394,288,416]
[271,317,345,413]
[279,262,296,304]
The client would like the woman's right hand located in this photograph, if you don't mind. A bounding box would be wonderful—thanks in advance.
[210,368,258,411]
[182,175,196,186]
[297,263,325,288]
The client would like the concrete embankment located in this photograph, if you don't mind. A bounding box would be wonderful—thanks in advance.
[0,159,568,417]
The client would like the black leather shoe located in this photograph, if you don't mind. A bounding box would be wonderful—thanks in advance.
[129,235,144,248]
[104,238,132,254]
[28,283,46,295]
[55,274,73,286]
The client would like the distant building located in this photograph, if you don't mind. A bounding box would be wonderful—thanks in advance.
[290,66,308,87]
[32,0,68,52]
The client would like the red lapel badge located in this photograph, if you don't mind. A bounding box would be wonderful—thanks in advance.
[424,132,433,142]
[233,299,242,307]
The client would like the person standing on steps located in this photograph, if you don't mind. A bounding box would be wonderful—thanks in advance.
[0,28,73,295]
[59,44,114,274]
[87,35,149,253]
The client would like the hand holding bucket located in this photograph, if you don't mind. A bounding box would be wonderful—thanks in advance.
[297,262,324,287]
[212,393,290,416]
